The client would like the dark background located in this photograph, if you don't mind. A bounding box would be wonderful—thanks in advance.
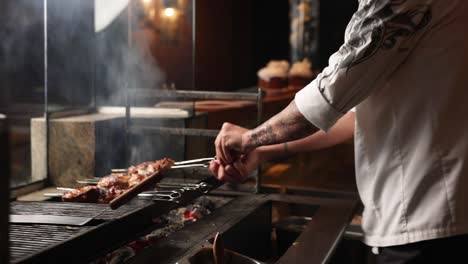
[0,0,358,105]
[0,0,358,186]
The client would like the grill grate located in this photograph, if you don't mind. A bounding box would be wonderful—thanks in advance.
[10,224,92,263]
[9,201,146,263]
[8,178,220,263]
[10,201,141,221]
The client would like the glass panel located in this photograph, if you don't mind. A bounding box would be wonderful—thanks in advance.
[41,0,196,184]
[1,0,195,188]
[46,0,95,113]
[129,0,196,164]
[95,0,195,106]
[0,1,47,187]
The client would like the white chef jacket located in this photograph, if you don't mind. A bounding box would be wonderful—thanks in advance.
[295,0,468,247]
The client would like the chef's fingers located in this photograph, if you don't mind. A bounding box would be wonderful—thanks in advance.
[214,134,227,165]
[220,134,233,164]
[216,164,225,181]
[221,137,231,164]
[225,164,244,184]
[217,164,237,183]
[209,160,220,178]
[232,161,248,183]
[220,123,239,164]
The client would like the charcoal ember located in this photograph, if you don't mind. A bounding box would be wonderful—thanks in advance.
[184,197,215,220]
[187,208,203,220]
[96,196,219,263]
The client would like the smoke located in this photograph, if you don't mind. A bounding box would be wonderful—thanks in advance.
[0,1,43,69]
[0,0,166,106]
[1,0,170,178]
[93,1,169,169]
[93,1,176,174]
[95,1,166,107]
[0,0,45,106]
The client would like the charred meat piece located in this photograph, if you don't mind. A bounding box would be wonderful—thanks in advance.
[62,186,103,203]
[127,158,175,186]
[62,186,125,204]
[98,186,126,204]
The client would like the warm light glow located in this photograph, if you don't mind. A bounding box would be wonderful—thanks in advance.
[163,7,175,17]
[142,0,152,4]
[148,8,156,19]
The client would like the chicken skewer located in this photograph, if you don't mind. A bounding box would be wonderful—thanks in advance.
[61,157,214,207]
[62,158,175,204]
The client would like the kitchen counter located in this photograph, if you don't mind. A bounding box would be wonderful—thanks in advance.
[195,88,296,129]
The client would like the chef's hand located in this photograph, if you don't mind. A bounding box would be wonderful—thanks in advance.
[214,123,251,164]
[209,150,259,184]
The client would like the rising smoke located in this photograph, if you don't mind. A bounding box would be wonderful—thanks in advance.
[0,0,172,178]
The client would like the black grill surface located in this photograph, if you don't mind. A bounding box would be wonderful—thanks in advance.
[8,177,220,264]
[10,224,92,262]
[9,200,148,264]
[10,201,136,221]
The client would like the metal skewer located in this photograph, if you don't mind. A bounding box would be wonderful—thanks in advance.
[111,169,128,173]
[171,157,215,169]
[56,187,75,192]
[138,190,183,202]
[173,157,216,166]
[107,157,216,175]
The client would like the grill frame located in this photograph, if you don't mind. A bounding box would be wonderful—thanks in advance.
[171,193,359,264]
[10,177,221,264]
[1,115,10,263]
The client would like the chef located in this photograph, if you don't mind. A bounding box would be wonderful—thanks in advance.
[210,0,468,263]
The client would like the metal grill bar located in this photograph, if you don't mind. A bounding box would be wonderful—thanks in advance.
[10,201,135,221]
[129,126,219,137]
[8,177,221,264]
[129,89,261,101]
[9,224,91,263]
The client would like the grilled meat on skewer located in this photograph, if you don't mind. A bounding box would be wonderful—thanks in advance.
[98,186,126,204]
[97,173,131,189]
[62,158,175,203]
[62,186,103,203]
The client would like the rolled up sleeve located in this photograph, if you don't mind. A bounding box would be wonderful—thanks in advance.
[295,0,432,131]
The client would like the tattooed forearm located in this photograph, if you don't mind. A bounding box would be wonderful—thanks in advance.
[249,124,277,147]
[244,100,318,150]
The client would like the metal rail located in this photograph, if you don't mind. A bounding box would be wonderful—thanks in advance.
[129,126,219,138]
[129,89,261,101]
[0,115,9,264]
